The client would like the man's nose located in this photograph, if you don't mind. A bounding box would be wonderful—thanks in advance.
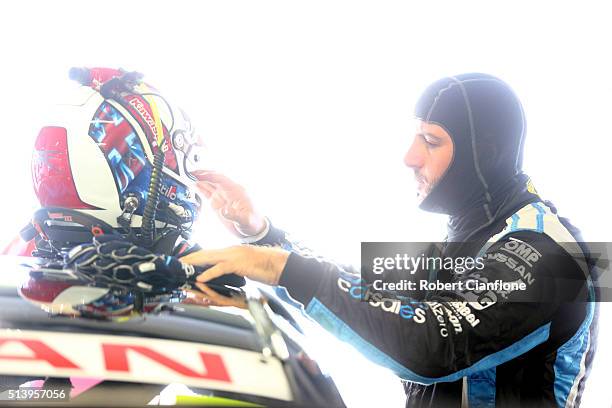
[404,139,424,169]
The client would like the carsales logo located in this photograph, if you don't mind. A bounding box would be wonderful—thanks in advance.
[337,276,426,322]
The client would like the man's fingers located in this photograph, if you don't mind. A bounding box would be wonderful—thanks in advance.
[183,290,212,306]
[210,195,227,213]
[197,181,234,202]
[220,205,244,224]
[180,248,231,266]
[196,283,247,309]
[196,283,231,303]
[195,262,232,283]
[192,171,237,187]
[193,172,245,202]
[210,189,231,205]
[196,181,215,199]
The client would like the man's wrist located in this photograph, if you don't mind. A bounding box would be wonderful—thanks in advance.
[239,217,270,244]
[267,246,290,285]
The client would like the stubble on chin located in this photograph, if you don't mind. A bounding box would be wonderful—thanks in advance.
[415,175,439,202]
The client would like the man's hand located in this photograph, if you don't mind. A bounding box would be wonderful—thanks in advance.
[192,170,267,237]
[180,245,290,286]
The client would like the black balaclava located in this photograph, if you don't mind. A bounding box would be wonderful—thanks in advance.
[414,73,537,242]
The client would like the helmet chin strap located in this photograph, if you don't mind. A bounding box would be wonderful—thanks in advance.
[137,85,167,249]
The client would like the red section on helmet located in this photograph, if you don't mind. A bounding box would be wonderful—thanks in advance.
[32,126,97,209]
[20,278,75,303]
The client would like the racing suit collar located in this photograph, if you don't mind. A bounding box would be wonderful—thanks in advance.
[446,172,539,243]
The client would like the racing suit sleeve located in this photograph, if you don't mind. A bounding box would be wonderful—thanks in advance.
[276,230,589,383]
[243,218,310,253]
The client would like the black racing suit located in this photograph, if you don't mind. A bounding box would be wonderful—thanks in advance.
[252,194,598,407]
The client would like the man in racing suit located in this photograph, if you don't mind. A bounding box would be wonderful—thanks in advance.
[182,73,599,407]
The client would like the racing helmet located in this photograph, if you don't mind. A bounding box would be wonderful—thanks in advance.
[29,68,204,251]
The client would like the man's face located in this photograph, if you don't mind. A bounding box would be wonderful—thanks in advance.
[404,120,454,202]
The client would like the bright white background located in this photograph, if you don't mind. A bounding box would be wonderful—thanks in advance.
[0,1,611,406]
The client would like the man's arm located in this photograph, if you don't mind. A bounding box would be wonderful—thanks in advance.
[274,231,588,382]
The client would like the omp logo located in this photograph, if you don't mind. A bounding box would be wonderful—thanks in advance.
[501,237,541,266]
[129,97,160,140]
[337,277,426,322]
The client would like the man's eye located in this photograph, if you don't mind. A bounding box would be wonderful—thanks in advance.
[423,136,439,146]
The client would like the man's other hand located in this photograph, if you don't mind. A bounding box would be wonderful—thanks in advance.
[192,170,267,237]
[184,284,248,309]
[180,245,290,286]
